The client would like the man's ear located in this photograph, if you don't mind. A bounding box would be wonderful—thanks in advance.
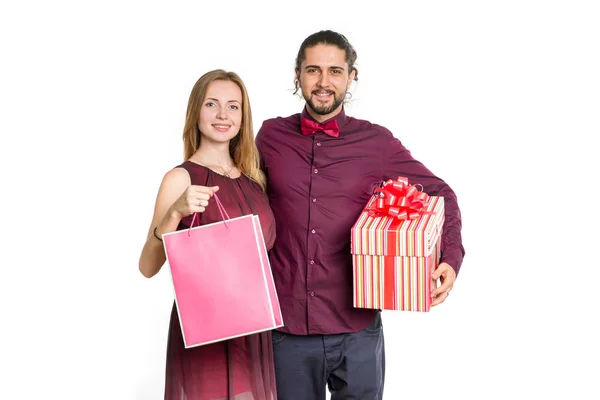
[294,68,300,88]
[347,69,356,90]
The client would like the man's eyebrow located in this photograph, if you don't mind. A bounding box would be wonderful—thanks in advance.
[304,65,346,71]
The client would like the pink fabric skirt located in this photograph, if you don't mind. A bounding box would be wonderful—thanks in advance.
[164,304,278,400]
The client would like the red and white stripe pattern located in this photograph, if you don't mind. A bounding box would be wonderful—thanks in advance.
[351,196,444,257]
[352,240,441,311]
[350,195,445,312]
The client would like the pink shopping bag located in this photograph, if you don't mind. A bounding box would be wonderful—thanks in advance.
[162,194,283,348]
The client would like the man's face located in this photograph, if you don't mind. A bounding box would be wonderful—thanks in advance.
[297,44,356,122]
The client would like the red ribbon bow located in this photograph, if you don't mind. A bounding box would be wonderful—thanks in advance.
[300,117,340,138]
[368,177,430,220]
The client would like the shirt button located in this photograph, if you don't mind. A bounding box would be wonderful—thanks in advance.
[312,198,317,203]
[317,142,322,146]
[309,260,315,265]
[314,168,318,174]
[311,229,316,234]
[309,291,315,297]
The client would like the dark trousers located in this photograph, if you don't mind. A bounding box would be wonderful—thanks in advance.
[272,312,385,400]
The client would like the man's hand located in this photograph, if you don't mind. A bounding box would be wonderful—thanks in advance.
[430,262,456,307]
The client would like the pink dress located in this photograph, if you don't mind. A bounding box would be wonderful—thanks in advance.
[164,161,277,400]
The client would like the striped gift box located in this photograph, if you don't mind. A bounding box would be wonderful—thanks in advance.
[350,195,444,312]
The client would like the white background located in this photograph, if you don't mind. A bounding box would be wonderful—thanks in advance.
[1,1,599,399]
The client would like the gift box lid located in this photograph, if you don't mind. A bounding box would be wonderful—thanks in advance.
[351,195,445,257]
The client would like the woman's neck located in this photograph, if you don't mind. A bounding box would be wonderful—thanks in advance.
[191,145,233,167]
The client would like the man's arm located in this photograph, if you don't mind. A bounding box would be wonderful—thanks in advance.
[380,127,465,276]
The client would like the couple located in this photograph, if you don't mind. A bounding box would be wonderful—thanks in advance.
[138,30,465,400]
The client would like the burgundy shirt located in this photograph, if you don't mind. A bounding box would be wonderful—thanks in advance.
[256,107,465,335]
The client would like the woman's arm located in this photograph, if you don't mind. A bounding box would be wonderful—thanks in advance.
[138,167,218,278]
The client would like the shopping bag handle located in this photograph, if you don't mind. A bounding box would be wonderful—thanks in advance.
[212,193,230,221]
[188,193,230,236]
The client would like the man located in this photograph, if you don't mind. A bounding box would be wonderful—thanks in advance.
[256,30,465,400]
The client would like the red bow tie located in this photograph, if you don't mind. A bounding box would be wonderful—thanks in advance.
[300,117,340,138]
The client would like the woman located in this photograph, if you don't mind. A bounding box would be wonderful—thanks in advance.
[139,69,277,400]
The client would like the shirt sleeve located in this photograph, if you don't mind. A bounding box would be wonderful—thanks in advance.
[380,127,465,275]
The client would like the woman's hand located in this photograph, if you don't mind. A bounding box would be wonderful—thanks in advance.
[169,185,220,219]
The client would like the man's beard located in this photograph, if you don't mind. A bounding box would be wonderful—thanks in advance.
[304,90,345,116]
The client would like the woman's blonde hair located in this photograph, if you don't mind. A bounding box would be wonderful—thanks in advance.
[182,69,266,191]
